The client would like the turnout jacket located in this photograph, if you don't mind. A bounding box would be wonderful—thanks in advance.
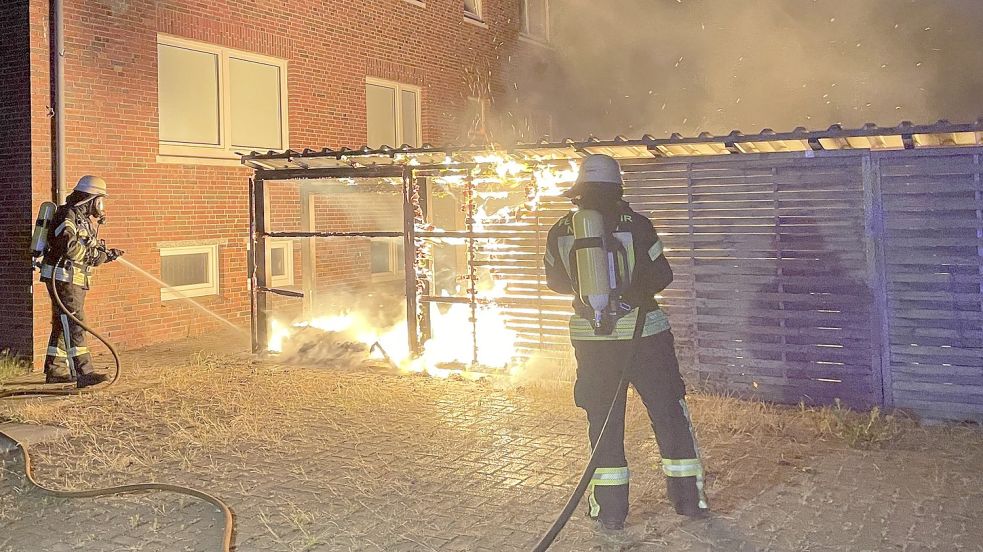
[40,205,108,289]
[544,202,673,340]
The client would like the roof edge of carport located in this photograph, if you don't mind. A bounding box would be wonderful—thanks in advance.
[239,119,983,171]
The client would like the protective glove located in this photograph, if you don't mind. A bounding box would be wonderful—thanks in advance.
[105,248,125,262]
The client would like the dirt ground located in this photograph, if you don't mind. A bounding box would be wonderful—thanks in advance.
[2,331,983,552]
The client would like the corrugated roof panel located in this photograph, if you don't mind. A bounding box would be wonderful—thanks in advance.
[580,144,655,158]
[512,146,582,160]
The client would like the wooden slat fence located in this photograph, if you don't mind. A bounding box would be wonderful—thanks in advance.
[877,149,983,421]
[486,148,983,421]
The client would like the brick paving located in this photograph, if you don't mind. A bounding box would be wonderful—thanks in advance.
[2,333,983,551]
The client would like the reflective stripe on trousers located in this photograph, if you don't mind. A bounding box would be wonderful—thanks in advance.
[588,466,629,518]
[660,399,709,510]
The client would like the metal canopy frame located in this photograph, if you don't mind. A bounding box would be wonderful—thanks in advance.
[248,161,550,367]
[246,120,983,362]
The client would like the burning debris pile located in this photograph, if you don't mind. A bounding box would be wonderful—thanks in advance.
[267,155,581,380]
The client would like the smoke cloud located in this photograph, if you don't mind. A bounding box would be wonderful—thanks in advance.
[506,0,983,138]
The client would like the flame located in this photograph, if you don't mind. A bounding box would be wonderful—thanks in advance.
[268,154,580,381]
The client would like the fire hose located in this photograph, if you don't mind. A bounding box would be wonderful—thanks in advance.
[530,309,647,552]
[0,279,235,552]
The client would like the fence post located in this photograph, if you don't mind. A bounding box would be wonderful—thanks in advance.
[300,186,316,319]
[862,153,892,408]
[252,176,271,354]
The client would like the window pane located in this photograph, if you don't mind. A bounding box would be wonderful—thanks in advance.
[270,246,286,277]
[161,252,210,287]
[230,58,283,149]
[528,0,548,38]
[157,44,220,145]
[464,0,480,17]
[400,89,420,148]
[370,240,392,273]
[366,84,397,148]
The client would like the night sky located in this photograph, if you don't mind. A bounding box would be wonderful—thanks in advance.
[507,0,983,139]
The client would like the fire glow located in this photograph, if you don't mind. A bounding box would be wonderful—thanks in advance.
[269,154,581,379]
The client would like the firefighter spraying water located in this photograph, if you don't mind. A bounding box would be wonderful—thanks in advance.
[536,154,709,545]
[33,176,124,388]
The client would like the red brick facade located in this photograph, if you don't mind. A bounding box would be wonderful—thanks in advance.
[0,0,35,358]
[8,0,551,365]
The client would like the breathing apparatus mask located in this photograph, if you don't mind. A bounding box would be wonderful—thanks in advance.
[92,196,106,224]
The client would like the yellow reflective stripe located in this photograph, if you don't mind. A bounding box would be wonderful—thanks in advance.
[662,458,703,478]
[679,398,709,509]
[69,347,90,357]
[47,346,68,358]
[648,239,664,261]
[590,466,629,486]
[570,309,671,340]
[588,488,600,518]
[41,264,87,286]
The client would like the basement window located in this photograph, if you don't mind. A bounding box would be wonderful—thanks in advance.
[269,240,294,287]
[159,244,220,300]
[365,78,421,148]
[157,34,289,163]
[520,0,549,43]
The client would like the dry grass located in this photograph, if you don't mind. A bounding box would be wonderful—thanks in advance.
[0,351,30,386]
[3,347,972,551]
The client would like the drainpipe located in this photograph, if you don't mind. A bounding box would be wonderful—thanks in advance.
[53,0,67,203]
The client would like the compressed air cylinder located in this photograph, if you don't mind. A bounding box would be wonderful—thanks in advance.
[572,209,613,323]
[30,202,57,259]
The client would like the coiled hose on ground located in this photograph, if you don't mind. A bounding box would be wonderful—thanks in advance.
[0,279,235,551]
[530,310,646,552]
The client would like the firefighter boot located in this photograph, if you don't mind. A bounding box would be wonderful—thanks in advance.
[667,477,710,518]
[76,371,109,389]
[45,371,75,384]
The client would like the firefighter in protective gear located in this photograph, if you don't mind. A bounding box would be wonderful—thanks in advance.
[544,155,708,530]
[40,175,124,388]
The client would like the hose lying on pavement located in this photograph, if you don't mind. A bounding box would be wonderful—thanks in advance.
[0,429,235,551]
[0,280,235,551]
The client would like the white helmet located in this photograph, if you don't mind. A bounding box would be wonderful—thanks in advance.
[564,155,624,197]
[73,175,108,197]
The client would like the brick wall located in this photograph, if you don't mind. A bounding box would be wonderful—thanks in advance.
[22,0,547,361]
[0,0,34,358]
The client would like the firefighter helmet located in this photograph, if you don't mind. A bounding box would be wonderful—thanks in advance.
[73,175,108,198]
[563,154,624,198]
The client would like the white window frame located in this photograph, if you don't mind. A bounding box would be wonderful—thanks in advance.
[464,0,484,23]
[370,238,405,282]
[519,0,550,44]
[365,77,423,148]
[269,240,295,287]
[159,244,220,301]
[156,34,289,164]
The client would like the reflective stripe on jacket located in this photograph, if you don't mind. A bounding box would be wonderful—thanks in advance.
[544,203,673,341]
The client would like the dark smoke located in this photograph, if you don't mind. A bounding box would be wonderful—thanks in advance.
[506,0,983,139]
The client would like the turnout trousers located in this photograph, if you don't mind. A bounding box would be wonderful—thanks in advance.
[43,280,94,379]
[573,329,708,524]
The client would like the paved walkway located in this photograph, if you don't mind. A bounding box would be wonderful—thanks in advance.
[2,333,982,551]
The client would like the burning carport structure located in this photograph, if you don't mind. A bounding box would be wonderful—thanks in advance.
[244,120,983,422]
